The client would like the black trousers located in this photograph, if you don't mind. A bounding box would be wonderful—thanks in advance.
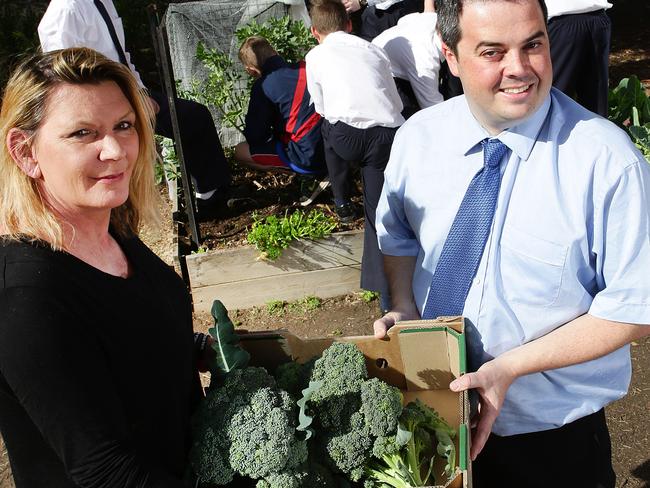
[548,10,611,117]
[151,91,231,193]
[321,120,397,296]
[357,0,423,41]
[473,409,615,488]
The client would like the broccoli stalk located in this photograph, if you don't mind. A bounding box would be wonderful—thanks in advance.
[364,399,457,487]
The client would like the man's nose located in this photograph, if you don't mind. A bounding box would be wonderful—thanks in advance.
[504,50,530,77]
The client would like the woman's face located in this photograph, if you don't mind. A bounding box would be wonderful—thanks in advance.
[27,81,139,219]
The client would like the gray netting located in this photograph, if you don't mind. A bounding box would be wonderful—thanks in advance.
[164,0,310,146]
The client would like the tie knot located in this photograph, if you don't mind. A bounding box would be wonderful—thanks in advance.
[481,138,508,169]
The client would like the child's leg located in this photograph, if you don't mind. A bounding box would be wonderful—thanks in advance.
[234,140,291,172]
[359,125,399,307]
[321,120,355,206]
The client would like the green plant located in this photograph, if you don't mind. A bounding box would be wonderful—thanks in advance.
[182,16,316,134]
[247,209,337,260]
[235,16,317,64]
[266,299,286,316]
[154,136,181,184]
[359,290,380,303]
[289,295,322,313]
[608,76,650,159]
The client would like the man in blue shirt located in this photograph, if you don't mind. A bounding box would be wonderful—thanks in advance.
[374,0,650,486]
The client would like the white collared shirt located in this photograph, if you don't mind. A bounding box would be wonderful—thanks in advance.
[372,12,444,109]
[305,31,404,129]
[38,0,144,87]
[545,0,612,19]
[377,89,650,435]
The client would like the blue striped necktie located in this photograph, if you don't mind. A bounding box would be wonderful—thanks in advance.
[422,138,509,319]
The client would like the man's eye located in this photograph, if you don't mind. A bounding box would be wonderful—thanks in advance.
[527,41,542,50]
[482,50,500,58]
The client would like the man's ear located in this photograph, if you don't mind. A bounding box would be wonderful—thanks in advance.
[6,128,41,179]
[245,66,262,78]
[310,25,322,43]
[441,42,460,77]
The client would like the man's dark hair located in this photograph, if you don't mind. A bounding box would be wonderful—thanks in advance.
[435,0,548,54]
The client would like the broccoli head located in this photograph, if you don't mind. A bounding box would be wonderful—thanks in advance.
[190,366,306,485]
[227,387,307,479]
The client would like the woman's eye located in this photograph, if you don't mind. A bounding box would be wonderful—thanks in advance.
[70,129,92,138]
[116,121,135,130]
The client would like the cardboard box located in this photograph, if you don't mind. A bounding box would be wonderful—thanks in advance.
[238,316,471,488]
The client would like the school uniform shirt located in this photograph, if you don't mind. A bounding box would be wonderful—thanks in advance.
[305,31,404,130]
[376,88,650,436]
[38,0,144,87]
[372,12,444,109]
[545,0,612,19]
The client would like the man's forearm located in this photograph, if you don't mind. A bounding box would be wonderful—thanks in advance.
[497,314,650,379]
[383,254,418,312]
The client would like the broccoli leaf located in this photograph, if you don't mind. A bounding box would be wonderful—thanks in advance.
[296,380,323,439]
[208,300,250,376]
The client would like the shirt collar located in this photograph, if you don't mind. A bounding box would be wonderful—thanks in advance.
[261,55,287,76]
[460,93,552,160]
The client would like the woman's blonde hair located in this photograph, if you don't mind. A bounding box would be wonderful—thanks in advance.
[0,47,159,249]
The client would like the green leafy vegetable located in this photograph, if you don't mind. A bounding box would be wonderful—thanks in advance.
[207,300,250,376]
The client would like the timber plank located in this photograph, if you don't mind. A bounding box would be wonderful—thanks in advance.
[186,230,363,287]
[191,265,362,312]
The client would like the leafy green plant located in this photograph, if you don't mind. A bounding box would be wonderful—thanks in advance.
[246,209,338,260]
[155,136,181,185]
[181,16,315,135]
[234,16,317,64]
[359,290,380,303]
[289,295,322,313]
[266,299,286,316]
[608,76,650,159]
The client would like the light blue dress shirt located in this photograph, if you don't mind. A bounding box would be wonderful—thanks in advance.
[377,88,650,436]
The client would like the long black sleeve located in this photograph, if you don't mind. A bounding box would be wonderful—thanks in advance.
[0,237,199,488]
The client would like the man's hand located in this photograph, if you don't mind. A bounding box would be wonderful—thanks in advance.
[341,0,362,13]
[373,307,420,338]
[449,357,517,460]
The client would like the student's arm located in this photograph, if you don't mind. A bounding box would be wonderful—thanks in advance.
[453,315,650,461]
[243,81,276,147]
[305,56,325,117]
[38,4,89,52]
[373,255,420,338]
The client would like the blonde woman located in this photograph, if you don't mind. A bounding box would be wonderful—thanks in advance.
[0,48,203,487]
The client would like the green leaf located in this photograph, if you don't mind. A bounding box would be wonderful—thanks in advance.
[395,422,413,448]
[296,380,323,439]
[207,300,250,376]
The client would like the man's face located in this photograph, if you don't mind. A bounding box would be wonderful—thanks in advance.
[443,0,552,135]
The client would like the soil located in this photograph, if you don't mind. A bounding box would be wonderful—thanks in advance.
[1,4,649,488]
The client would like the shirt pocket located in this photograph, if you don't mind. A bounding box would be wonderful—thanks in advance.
[499,225,568,307]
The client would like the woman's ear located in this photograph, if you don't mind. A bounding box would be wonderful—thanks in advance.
[6,128,41,179]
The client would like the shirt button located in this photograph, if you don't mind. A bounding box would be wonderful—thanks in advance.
[473,277,481,285]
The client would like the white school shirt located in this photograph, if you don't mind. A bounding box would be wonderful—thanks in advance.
[377,88,650,436]
[305,31,404,129]
[372,12,444,110]
[38,0,144,87]
[545,0,612,19]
